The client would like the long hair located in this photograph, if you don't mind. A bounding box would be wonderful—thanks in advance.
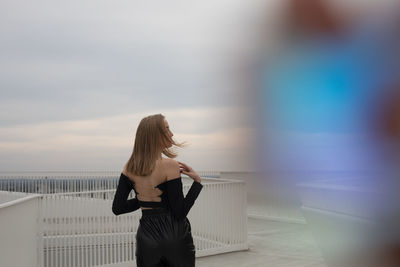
[126,114,185,176]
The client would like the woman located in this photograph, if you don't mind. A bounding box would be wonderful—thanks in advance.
[112,113,203,267]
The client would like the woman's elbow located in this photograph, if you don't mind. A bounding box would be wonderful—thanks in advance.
[112,205,123,215]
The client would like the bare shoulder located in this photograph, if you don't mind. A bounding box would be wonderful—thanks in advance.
[122,162,128,174]
[122,162,131,178]
[162,158,181,181]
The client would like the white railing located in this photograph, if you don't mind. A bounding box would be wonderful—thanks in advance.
[0,190,31,204]
[189,179,248,256]
[0,171,220,194]
[38,177,247,266]
[40,191,140,267]
[0,174,246,267]
[0,173,247,267]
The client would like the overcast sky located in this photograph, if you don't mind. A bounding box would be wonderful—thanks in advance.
[0,0,275,172]
[2,0,385,173]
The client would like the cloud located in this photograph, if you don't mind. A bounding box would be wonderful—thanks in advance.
[0,0,268,171]
[0,0,254,127]
[0,106,256,171]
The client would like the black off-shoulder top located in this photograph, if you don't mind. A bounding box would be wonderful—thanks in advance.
[112,173,203,220]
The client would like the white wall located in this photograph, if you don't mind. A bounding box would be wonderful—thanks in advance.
[0,195,40,267]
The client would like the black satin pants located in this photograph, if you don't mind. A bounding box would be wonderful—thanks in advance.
[135,207,196,267]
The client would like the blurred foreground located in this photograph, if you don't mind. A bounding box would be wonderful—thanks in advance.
[248,0,400,266]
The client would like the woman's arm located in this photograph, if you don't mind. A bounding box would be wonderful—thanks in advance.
[112,172,140,215]
[164,160,203,220]
[165,178,203,220]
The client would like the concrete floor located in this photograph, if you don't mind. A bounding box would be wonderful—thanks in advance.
[196,217,326,267]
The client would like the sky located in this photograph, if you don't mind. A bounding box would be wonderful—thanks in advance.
[0,0,275,172]
[2,0,395,173]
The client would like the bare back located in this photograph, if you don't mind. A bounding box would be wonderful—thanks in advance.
[123,158,180,210]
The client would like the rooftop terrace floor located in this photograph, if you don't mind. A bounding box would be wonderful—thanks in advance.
[196,217,326,267]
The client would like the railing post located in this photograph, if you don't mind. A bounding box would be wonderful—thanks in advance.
[37,195,44,267]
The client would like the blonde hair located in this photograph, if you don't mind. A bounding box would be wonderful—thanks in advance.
[126,114,185,176]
